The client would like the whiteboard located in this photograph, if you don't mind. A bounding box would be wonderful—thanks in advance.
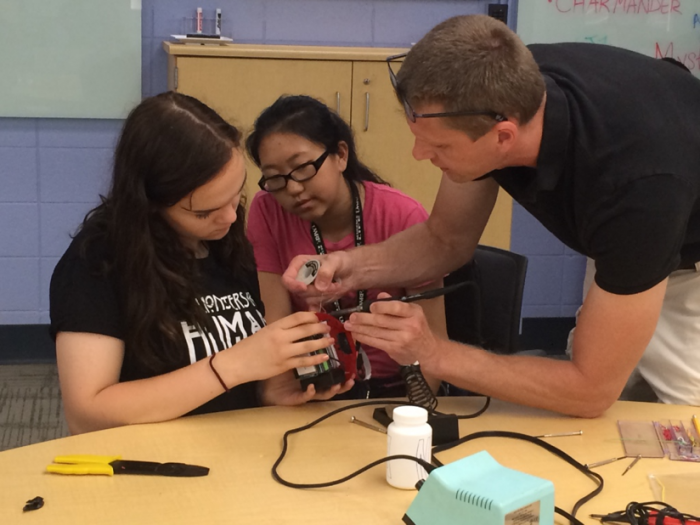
[0,0,142,119]
[516,0,700,78]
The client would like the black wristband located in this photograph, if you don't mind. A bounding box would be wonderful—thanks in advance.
[209,353,230,392]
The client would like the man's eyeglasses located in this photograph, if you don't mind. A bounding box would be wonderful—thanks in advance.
[386,53,507,123]
[258,150,330,192]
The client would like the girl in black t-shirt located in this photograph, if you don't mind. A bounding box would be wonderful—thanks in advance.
[50,92,353,435]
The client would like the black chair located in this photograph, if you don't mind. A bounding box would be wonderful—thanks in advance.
[441,245,536,397]
[443,245,528,354]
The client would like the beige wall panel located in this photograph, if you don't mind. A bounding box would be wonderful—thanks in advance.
[175,56,353,200]
[350,61,440,208]
[350,61,511,249]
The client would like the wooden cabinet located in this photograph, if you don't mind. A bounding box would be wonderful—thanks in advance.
[164,42,512,248]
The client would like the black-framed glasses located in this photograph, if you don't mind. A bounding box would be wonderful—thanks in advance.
[257,150,330,192]
[386,53,507,123]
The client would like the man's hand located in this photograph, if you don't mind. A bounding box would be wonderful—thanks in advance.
[259,371,355,406]
[344,292,441,366]
[282,252,355,308]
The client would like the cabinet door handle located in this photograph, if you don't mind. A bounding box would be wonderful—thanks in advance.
[336,92,341,114]
[364,93,370,131]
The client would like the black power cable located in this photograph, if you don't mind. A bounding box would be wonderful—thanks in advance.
[271,398,489,487]
[271,398,601,525]
[591,501,700,524]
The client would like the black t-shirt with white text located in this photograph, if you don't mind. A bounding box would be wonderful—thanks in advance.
[50,229,266,415]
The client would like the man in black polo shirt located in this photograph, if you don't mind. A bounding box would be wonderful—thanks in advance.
[282,15,700,416]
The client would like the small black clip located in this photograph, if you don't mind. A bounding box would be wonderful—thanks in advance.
[23,496,44,512]
[589,510,628,523]
[336,333,352,354]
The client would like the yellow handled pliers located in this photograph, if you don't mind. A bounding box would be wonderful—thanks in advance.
[46,455,209,477]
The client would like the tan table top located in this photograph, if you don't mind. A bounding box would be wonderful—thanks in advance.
[1,397,698,524]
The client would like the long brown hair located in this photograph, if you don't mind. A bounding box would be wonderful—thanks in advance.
[79,92,253,374]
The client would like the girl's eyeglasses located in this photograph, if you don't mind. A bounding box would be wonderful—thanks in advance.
[258,150,330,192]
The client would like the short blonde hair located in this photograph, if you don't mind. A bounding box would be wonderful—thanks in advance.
[397,15,545,139]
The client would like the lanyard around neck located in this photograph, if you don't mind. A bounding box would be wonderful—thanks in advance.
[309,180,366,321]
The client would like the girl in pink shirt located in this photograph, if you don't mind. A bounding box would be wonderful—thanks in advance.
[246,95,447,400]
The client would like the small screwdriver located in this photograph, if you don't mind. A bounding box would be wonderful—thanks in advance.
[622,454,642,476]
[585,456,625,469]
[350,416,386,434]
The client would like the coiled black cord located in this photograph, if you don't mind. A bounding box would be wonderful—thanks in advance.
[591,501,700,524]
[400,364,438,411]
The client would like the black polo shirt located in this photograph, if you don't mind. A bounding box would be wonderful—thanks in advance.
[491,43,700,295]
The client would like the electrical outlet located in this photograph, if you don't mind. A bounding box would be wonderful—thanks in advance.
[488,4,508,24]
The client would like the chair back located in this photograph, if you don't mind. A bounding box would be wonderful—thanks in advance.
[444,245,528,354]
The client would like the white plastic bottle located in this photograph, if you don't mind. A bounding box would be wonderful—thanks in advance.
[386,406,432,489]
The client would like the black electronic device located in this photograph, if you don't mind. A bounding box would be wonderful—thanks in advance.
[372,407,460,446]
[185,33,221,39]
[487,4,508,24]
[293,312,357,391]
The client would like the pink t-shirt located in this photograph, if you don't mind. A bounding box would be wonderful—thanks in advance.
[247,181,429,379]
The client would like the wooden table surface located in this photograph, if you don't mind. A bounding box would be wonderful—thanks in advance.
[1,397,698,524]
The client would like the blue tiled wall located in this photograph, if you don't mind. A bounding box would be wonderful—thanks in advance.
[0,0,585,325]
[510,204,586,318]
